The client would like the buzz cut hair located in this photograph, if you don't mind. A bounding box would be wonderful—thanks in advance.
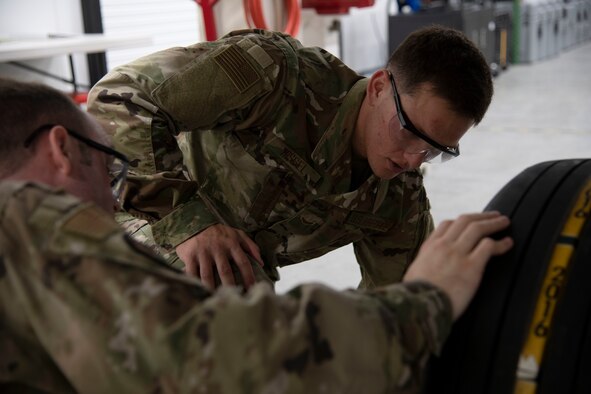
[387,25,494,125]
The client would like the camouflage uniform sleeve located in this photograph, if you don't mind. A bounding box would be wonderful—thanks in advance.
[354,172,435,289]
[8,262,451,392]
[2,185,452,393]
[87,67,220,249]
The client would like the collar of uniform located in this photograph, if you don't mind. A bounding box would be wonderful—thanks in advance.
[0,181,81,222]
[308,78,392,214]
[0,181,26,215]
[310,78,368,172]
[0,181,47,214]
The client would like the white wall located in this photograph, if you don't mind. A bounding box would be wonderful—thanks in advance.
[340,0,391,75]
[0,0,88,91]
[299,9,341,56]
[100,0,200,70]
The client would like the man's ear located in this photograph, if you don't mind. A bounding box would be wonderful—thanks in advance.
[47,126,74,176]
[366,69,390,106]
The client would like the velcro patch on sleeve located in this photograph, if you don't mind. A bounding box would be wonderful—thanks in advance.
[214,45,260,93]
[247,44,274,69]
[346,211,392,232]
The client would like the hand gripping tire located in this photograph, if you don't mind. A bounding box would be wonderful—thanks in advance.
[424,158,591,394]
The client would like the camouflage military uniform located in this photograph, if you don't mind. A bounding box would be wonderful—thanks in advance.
[0,181,451,393]
[88,29,433,287]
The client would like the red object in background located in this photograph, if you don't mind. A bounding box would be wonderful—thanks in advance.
[195,0,301,41]
[244,0,301,37]
[302,0,375,14]
[71,92,88,105]
[195,0,221,41]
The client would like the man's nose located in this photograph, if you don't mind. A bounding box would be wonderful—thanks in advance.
[404,152,425,169]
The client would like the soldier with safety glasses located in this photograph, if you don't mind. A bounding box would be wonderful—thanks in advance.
[88,26,493,292]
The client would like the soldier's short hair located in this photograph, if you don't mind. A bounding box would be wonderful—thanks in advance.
[387,25,493,125]
[0,78,91,176]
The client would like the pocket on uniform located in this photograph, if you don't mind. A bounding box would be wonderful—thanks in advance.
[270,202,362,260]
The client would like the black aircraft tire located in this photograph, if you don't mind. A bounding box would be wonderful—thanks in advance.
[423,159,591,394]
[538,216,591,394]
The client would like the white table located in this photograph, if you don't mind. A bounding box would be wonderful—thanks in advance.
[0,33,152,92]
[0,33,152,62]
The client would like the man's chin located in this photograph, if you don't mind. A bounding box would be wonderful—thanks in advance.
[376,169,404,180]
[369,159,405,180]
[382,160,405,179]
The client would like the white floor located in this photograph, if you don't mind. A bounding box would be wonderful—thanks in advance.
[275,42,591,293]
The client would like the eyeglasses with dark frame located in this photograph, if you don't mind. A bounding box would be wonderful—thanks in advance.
[387,71,460,162]
[24,124,130,203]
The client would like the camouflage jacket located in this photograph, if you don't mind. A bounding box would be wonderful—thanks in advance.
[88,29,433,287]
[0,181,451,393]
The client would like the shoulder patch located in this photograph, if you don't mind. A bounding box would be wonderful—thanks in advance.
[61,205,119,241]
[214,45,260,93]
